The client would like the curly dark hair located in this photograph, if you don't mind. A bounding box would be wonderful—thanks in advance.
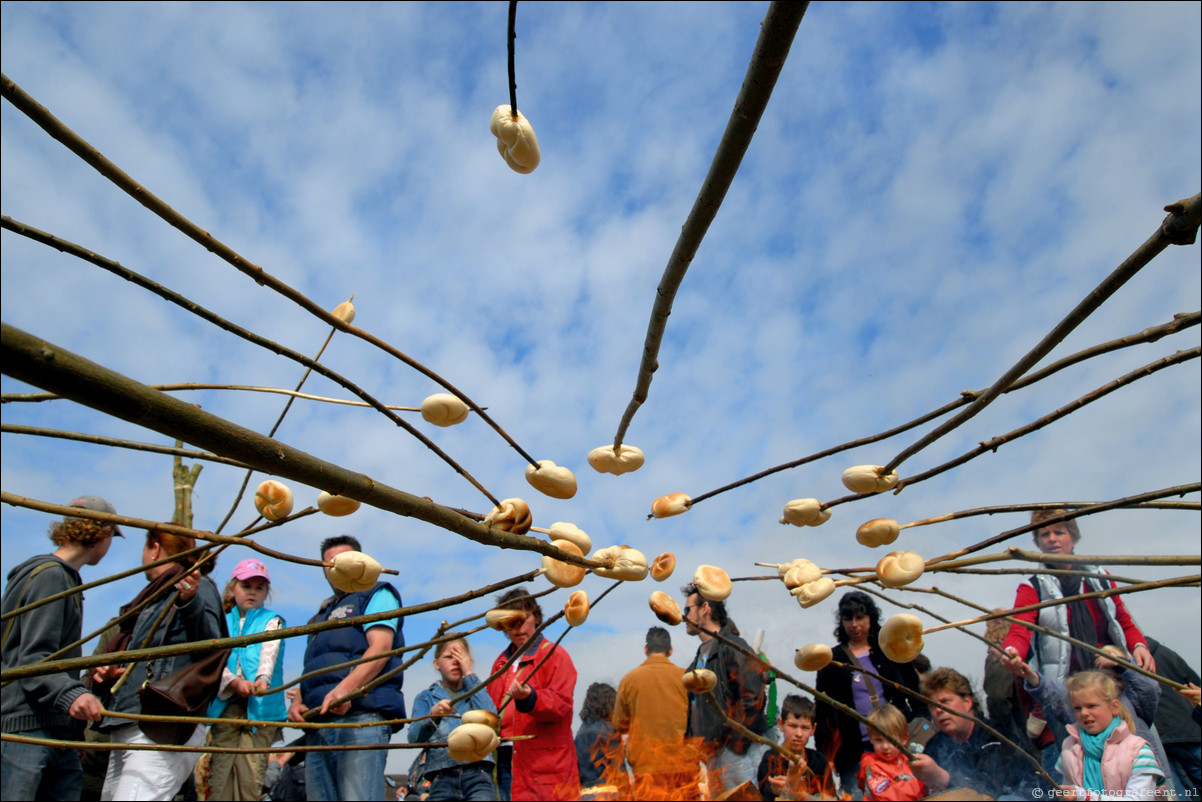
[833,590,881,645]
[48,518,114,547]
[579,682,616,723]
[496,586,543,626]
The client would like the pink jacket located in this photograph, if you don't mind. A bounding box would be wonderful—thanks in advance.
[1059,721,1146,793]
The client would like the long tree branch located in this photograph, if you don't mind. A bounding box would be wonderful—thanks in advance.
[612,1,808,448]
[0,215,500,507]
[0,325,602,571]
[688,311,1200,507]
[881,193,1201,475]
[0,74,540,468]
[1,425,252,468]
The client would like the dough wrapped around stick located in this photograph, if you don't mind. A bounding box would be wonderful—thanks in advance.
[792,577,836,608]
[593,546,648,581]
[857,518,900,548]
[650,492,691,518]
[780,498,831,527]
[842,465,899,494]
[682,669,717,694]
[795,644,833,672]
[525,460,577,500]
[542,540,587,588]
[317,491,360,517]
[490,104,541,174]
[254,480,294,521]
[693,565,732,602]
[649,591,682,626]
[880,614,924,663]
[650,552,676,582]
[876,550,924,588]
[564,590,590,627]
[485,609,527,632]
[327,551,383,593]
[447,722,501,763]
[461,709,500,730]
[421,393,469,427]
[587,444,645,475]
[483,498,532,535]
[548,521,591,555]
[331,299,355,323]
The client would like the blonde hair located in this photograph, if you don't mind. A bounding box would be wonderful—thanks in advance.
[1066,670,1135,731]
[867,703,909,742]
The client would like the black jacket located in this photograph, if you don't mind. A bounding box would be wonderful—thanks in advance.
[685,625,769,755]
[1147,637,1202,746]
[814,641,922,775]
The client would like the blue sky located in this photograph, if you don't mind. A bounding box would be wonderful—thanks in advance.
[3,1,1199,772]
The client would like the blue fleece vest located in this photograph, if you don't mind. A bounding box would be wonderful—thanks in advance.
[207,606,287,723]
[301,583,406,719]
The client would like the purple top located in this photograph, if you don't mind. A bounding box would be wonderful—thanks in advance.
[849,651,880,742]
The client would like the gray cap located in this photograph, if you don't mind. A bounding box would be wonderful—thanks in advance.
[69,495,124,537]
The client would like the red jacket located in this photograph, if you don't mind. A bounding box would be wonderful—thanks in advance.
[489,636,580,801]
[1000,576,1146,663]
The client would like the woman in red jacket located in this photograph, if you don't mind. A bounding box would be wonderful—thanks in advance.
[488,587,580,801]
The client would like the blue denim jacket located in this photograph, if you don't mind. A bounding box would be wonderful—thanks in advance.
[407,674,497,776]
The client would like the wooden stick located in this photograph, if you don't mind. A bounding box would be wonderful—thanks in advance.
[2,569,543,682]
[611,1,808,449]
[0,79,541,469]
[0,216,502,508]
[687,311,1199,508]
[881,193,1201,475]
[822,348,1201,509]
[900,499,1199,529]
[924,575,1199,635]
[3,383,426,410]
[0,732,532,754]
[0,329,603,569]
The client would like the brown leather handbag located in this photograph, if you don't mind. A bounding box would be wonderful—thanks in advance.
[139,645,232,744]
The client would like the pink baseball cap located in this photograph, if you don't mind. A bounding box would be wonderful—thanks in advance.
[231,558,270,582]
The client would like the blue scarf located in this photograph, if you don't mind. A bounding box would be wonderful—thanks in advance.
[1080,718,1120,791]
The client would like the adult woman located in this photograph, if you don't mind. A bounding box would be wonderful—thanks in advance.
[814,591,922,798]
[93,529,224,801]
[487,587,579,802]
[1001,509,1154,680]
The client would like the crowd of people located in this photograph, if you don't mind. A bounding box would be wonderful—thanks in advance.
[3,499,1200,801]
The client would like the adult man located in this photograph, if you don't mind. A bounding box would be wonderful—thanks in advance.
[613,627,699,800]
[288,535,406,801]
[681,583,770,798]
[2,495,121,801]
[909,667,1044,798]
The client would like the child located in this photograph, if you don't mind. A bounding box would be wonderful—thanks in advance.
[207,558,287,801]
[1056,670,1165,801]
[857,704,925,801]
[757,695,836,801]
[407,637,498,801]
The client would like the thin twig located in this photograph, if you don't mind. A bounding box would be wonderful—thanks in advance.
[881,194,1201,475]
[612,1,808,448]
